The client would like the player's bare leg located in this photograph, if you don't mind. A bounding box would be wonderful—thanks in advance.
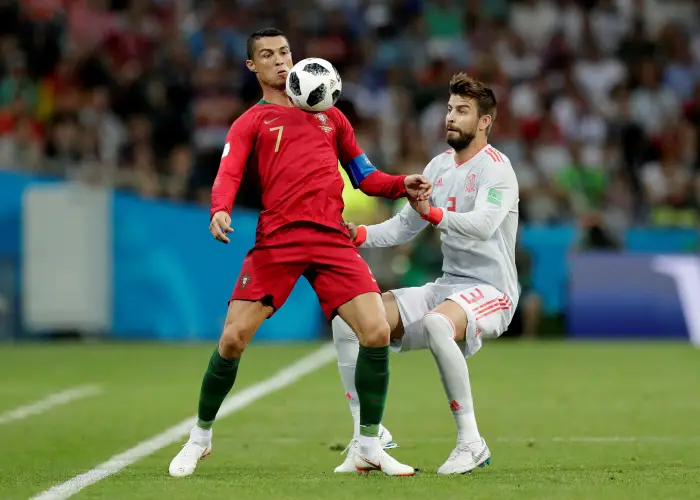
[423,300,490,474]
[169,300,272,477]
[332,292,402,472]
[336,292,414,476]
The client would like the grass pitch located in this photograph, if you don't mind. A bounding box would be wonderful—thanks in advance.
[1,341,699,499]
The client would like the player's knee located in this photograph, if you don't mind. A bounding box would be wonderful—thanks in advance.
[422,313,456,347]
[332,316,358,344]
[220,323,252,357]
[357,318,390,347]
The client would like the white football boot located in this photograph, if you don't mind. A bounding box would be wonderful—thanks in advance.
[437,437,491,475]
[169,426,212,477]
[334,424,397,473]
[354,438,415,476]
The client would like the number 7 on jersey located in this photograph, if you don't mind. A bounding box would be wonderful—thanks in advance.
[270,126,284,153]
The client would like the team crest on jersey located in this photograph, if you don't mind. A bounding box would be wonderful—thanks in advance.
[465,173,477,194]
[315,113,334,133]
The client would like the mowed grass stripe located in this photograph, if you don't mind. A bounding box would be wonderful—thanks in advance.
[29,344,336,500]
[0,386,102,425]
[0,344,324,500]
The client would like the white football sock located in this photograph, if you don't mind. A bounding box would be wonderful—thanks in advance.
[332,316,361,439]
[423,312,481,445]
[358,435,381,457]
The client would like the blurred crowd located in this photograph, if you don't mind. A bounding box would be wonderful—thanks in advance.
[2,0,700,232]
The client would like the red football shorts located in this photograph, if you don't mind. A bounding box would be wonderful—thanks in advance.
[230,224,380,319]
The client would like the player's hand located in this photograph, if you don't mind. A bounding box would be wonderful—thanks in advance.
[404,174,432,201]
[210,211,234,244]
[409,198,431,217]
[342,222,358,241]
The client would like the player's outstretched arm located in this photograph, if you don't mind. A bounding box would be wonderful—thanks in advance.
[350,202,429,248]
[209,116,255,243]
[333,108,431,200]
[410,166,518,241]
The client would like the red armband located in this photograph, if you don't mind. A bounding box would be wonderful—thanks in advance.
[353,225,368,246]
[420,206,444,225]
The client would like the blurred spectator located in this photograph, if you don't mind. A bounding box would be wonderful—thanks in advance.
[505,242,542,339]
[554,141,607,219]
[515,140,561,224]
[640,127,698,226]
[630,59,680,137]
[2,0,700,290]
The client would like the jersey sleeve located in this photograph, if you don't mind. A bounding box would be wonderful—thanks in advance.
[333,108,407,199]
[429,163,518,241]
[352,159,438,248]
[210,114,256,219]
[354,202,429,248]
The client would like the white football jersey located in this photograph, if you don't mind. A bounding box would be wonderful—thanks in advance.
[361,144,520,307]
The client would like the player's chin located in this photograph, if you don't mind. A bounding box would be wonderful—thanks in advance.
[271,79,286,91]
[446,130,460,142]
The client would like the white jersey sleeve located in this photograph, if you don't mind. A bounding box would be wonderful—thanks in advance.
[358,160,437,248]
[360,202,429,248]
[434,160,518,241]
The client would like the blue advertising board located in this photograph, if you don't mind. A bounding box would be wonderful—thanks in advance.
[568,253,700,345]
[111,193,324,341]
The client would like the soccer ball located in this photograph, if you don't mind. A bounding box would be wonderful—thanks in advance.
[286,58,342,113]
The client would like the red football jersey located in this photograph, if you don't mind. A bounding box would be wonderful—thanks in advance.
[211,100,407,241]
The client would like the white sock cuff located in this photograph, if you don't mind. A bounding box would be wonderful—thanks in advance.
[423,312,457,341]
[332,316,359,343]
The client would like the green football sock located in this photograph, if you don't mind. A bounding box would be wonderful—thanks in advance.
[196,348,240,429]
[355,345,389,437]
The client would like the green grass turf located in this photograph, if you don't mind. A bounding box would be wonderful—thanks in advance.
[1,341,699,499]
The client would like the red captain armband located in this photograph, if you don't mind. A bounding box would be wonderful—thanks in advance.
[353,225,368,246]
[420,206,444,225]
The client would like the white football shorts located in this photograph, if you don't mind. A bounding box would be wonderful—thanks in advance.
[389,276,515,358]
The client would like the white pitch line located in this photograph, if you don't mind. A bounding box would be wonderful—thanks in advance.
[0,385,102,425]
[30,344,337,500]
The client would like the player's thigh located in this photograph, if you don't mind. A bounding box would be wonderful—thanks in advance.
[306,242,381,320]
[386,284,439,353]
[231,246,305,317]
[336,292,388,347]
[447,285,514,357]
[381,291,403,340]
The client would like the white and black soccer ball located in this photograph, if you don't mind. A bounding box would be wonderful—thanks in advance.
[286,58,342,113]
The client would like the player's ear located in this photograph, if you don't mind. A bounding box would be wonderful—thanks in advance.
[245,59,256,73]
[479,114,492,132]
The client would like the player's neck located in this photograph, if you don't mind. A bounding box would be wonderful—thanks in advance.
[261,86,294,107]
[454,137,488,165]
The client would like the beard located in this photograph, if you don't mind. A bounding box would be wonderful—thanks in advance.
[446,128,476,151]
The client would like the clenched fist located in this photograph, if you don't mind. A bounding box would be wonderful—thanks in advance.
[342,222,359,241]
[404,174,432,201]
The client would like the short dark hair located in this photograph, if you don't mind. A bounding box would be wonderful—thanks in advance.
[246,28,286,60]
[449,73,497,133]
